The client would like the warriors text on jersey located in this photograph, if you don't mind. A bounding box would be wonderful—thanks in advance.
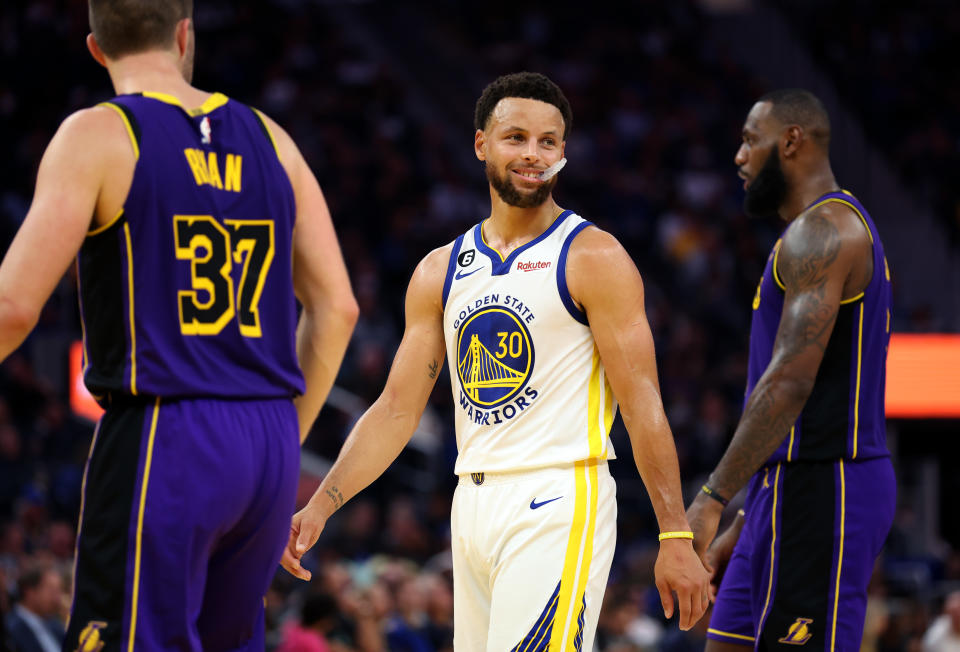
[442,211,618,474]
[77,92,304,400]
[748,190,892,462]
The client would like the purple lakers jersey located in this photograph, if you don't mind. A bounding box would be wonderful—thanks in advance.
[747,190,891,462]
[77,92,304,399]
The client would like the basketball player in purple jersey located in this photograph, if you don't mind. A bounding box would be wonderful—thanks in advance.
[686,89,895,651]
[0,1,358,649]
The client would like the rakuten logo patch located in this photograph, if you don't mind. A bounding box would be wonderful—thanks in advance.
[517,260,552,272]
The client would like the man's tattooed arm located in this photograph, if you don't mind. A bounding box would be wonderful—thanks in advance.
[324,485,345,511]
[708,209,847,498]
[428,359,438,379]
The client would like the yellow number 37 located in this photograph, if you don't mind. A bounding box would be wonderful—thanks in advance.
[173,214,274,337]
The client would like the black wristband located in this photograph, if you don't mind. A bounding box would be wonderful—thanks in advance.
[701,484,730,507]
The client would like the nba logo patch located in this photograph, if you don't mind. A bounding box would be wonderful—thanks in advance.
[200,116,212,144]
[778,618,813,645]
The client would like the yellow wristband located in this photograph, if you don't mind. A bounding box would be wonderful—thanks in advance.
[658,531,694,542]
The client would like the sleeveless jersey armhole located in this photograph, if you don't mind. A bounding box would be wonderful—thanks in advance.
[556,221,592,325]
[250,107,282,162]
[442,235,465,310]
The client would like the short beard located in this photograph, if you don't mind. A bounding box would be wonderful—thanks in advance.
[743,145,788,218]
[486,163,556,208]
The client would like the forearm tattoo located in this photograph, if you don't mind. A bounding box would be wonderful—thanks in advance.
[325,485,345,510]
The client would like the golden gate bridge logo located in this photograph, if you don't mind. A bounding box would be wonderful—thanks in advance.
[456,306,533,408]
[458,334,526,399]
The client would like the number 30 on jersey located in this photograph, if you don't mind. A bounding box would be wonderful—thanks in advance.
[173,214,274,337]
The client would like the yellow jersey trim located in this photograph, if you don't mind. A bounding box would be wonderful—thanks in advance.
[142,91,229,116]
[251,108,282,161]
[65,418,103,633]
[830,460,847,652]
[587,347,615,460]
[479,219,507,262]
[99,102,140,160]
[757,463,782,638]
[142,91,182,107]
[194,92,229,115]
[838,190,874,244]
[128,397,161,652]
[588,348,604,458]
[123,223,138,395]
[852,305,864,458]
[835,198,873,243]
[817,194,875,304]
[552,461,587,647]
[88,208,125,237]
[572,462,599,644]
[774,194,874,296]
[708,628,756,642]
[787,426,795,462]
[77,261,90,377]
[603,372,615,445]
[804,195,873,244]
[551,460,599,649]
[839,291,865,305]
[772,240,786,291]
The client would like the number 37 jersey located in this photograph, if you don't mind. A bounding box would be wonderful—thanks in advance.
[442,211,617,474]
[77,92,304,400]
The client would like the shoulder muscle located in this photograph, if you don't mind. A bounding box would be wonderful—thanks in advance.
[778,201,867,292]
[566,225,644,314]
[407,243,453,317]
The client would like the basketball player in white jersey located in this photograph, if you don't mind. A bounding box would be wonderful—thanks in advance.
[282,72,709,648]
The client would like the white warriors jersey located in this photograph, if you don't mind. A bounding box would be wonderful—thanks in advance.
[442,210,618,474]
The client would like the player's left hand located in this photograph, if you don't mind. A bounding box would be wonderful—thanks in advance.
[654,538,711,631]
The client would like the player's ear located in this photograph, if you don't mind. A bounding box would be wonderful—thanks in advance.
[475,129,486,161]
[86,33,108,68]
[175,17,191,57]
[782,125,803,158]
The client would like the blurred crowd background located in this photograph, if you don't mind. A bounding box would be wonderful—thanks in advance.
[2,1,959,650]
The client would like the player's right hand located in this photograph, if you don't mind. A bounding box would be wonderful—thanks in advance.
[279,503,327,581]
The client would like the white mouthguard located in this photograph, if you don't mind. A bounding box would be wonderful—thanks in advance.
[538,157,567,181]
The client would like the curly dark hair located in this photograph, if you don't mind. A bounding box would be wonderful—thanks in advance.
[474,72,573,139]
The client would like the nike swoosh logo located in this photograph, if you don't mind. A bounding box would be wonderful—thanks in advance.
[455,267,483,280]
[530,496,563,510]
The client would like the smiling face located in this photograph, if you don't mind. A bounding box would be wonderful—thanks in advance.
[476,97,566,208]
[735,101,789,217]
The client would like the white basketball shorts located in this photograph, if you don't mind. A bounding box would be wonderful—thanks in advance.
[451,459,616,651]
